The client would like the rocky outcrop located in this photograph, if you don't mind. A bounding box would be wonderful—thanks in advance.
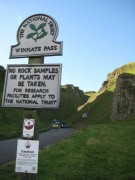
[111,73,135,121]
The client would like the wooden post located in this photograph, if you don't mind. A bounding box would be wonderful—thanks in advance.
[19,56,44,180]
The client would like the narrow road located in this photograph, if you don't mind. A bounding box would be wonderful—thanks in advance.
[0,128,75,166]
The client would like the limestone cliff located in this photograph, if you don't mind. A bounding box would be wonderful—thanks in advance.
[111,73,135,121]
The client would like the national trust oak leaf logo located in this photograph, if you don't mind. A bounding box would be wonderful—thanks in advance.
[26,23,48,42]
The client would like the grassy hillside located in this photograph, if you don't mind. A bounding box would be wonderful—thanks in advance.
[69,62,135,127]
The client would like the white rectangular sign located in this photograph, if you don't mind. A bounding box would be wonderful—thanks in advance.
[15,139,39,174]
[2,64,62,108]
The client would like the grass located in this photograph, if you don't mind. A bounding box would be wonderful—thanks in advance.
[1,120,135,180]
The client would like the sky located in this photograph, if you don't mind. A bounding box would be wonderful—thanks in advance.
[0,0,135,92]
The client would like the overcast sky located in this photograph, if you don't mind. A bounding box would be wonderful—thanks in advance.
[0,0,135,92]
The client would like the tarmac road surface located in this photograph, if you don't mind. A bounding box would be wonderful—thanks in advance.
[0,128,75,166]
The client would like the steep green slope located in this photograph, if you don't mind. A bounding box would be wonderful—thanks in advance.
[69,62,135,126]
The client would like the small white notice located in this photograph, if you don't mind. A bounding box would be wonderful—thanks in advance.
[15,139,39,174]
[22,119,35,138]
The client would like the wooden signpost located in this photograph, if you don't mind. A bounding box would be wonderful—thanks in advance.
[2,14,63,179]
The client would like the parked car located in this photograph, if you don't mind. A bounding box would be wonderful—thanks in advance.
[50,119,61,128]
[61,121,69,128]
[51,122,59,128]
